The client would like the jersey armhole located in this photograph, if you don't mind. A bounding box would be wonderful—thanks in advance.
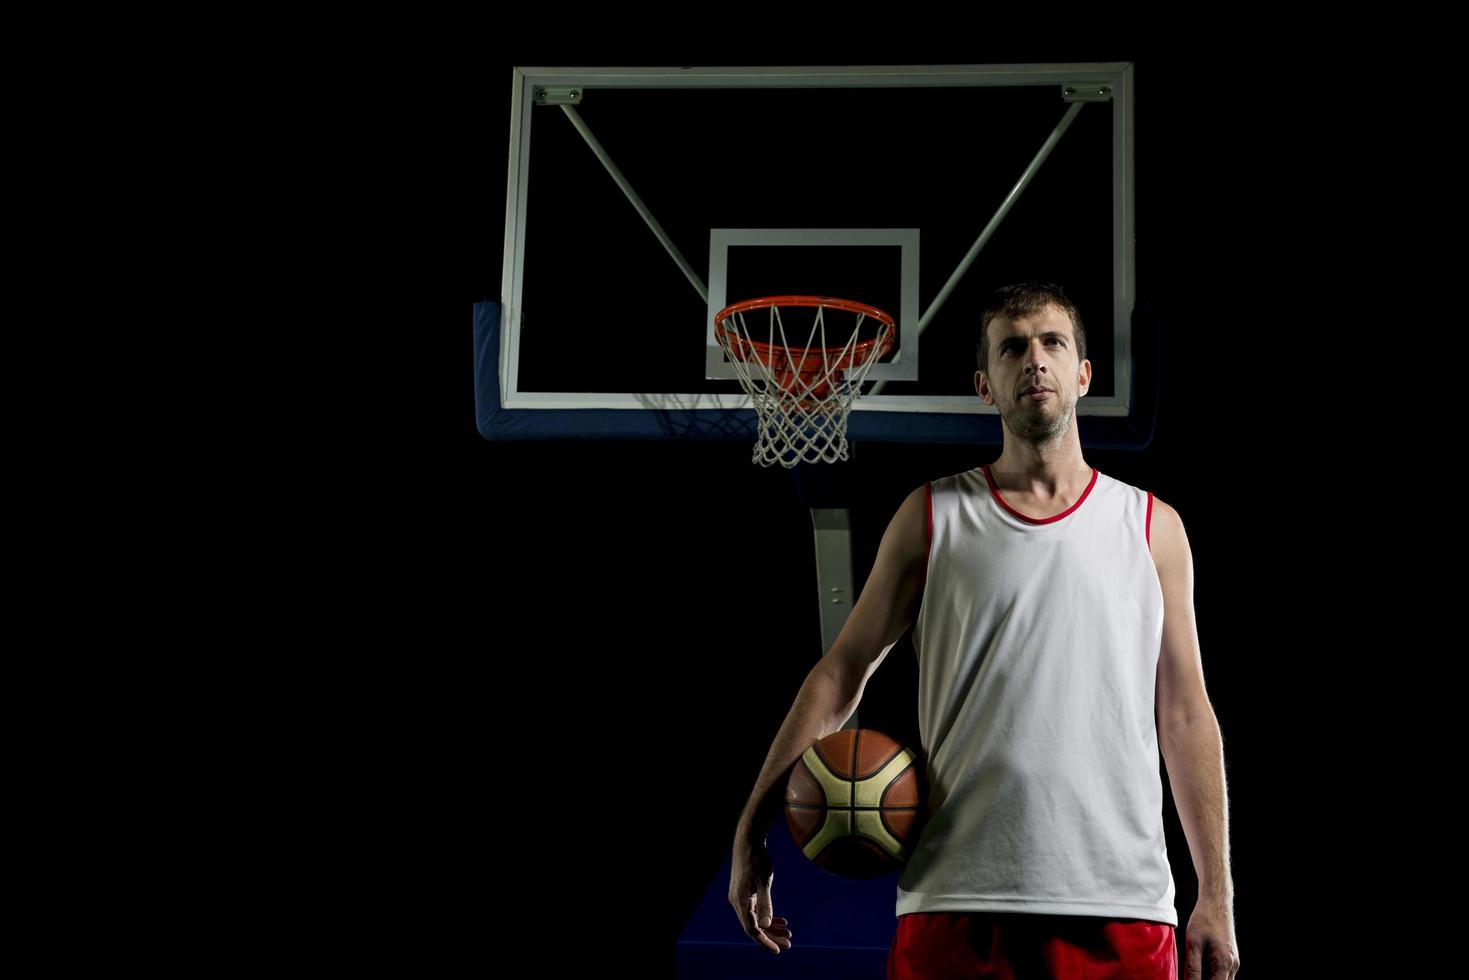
[1145,491,1154,553]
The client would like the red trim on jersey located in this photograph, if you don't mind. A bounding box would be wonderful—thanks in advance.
[981,464,1099,525]
[1146,491,1154,551]
[923,481,933,579]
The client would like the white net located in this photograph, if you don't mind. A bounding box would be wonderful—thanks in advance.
[714,297,895,468]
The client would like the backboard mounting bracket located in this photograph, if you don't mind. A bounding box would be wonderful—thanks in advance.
[534,86,584,106]
[1061,83,1113,103]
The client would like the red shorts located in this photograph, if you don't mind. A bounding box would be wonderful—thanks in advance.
[888,911,1179,980]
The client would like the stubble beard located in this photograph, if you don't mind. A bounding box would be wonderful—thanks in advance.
[1001,391,1073,448]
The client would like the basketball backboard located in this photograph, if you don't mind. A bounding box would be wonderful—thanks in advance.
[476,63,1150,448]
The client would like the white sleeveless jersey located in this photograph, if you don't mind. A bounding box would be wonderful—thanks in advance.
[894,463,1177,926]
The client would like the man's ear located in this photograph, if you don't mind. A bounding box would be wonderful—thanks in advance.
[974,369,994,405]
[1078,358,1092,398]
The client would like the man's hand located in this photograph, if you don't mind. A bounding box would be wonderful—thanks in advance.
[1184,897,1240,978]
[728,829,793,954]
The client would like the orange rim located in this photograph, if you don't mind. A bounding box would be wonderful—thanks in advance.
[714,295,896,367]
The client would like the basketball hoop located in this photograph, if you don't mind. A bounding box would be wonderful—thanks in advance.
[714,295,896,468]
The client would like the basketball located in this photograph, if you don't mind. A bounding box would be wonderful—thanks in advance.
[784,728,926,879]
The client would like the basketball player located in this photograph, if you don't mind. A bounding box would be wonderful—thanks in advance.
[729,283,1239,978]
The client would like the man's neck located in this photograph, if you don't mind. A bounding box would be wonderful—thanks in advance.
[989,440,1090,498]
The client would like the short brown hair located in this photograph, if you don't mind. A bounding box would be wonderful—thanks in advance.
[976,282,1087,375]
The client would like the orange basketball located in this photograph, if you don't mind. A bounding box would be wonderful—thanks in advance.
[784,728,926,879]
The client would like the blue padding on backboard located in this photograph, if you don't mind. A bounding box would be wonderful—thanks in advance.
[676,815,897,978]
[474,301,1159,450]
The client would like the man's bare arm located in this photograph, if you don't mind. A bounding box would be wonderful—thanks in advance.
[735,484,929,837]
[1151,497,1233,899]
[729,484,929,954]
[1151,497,1240,976]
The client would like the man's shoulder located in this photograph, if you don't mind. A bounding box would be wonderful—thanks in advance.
[1147,496,1189,569]
[1150,495,1180,520]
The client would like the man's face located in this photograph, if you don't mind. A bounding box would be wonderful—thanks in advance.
[974,303,1092,444]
